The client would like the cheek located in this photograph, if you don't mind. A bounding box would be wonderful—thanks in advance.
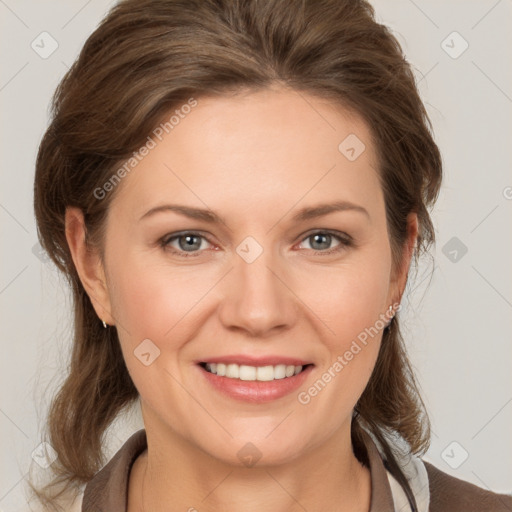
[295,250,391,410]
[302,256,391,350]
[109,253,218,341]
[106,252,224,394]
[106,254,215,415]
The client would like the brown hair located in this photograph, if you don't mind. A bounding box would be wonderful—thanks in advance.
[32,0,442,509]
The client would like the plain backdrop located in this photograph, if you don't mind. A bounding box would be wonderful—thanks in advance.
[1,0,511,509]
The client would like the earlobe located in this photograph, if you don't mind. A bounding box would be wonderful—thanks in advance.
[64,207,115,326]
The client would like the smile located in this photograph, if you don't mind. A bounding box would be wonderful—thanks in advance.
[197,360,314,403]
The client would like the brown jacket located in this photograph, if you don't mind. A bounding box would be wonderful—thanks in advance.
[81,429,512,511]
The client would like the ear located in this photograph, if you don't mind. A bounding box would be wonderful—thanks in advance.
[65,207,115,326]
[389,212,418,304]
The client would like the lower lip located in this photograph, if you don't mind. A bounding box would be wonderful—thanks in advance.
[198,365,314,403]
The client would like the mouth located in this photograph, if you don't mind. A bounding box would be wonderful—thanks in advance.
[196,359,314,403]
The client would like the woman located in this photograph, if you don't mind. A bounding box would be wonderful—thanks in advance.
[31,0,512,511]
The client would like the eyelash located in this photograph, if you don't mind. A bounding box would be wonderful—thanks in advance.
[159,230,354,258]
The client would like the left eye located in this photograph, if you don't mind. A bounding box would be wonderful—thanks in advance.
[160,230,352,257]
[298,231,349,253]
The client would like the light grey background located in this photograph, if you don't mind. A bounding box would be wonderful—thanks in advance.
[1,0,511,509]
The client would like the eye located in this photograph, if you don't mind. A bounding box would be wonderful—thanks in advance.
[297,230,353,255]
[160,231,213,257]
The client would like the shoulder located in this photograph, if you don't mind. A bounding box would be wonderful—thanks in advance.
[424,461,512,512]
[82,429,147,511]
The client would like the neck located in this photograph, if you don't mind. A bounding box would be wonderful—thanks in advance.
[129,424,371,512]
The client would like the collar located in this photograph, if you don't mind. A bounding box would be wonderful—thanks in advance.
[81,428,424,511]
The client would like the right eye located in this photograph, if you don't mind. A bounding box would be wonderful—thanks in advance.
[159,231,215,257]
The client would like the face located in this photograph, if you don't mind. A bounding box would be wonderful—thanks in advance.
[72,86,414,467]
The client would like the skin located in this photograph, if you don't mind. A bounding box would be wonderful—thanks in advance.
[66,84,418,512]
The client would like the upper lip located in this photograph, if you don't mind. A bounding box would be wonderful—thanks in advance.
[198,355,313,367]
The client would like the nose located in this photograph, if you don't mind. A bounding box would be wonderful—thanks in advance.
[217,247,298,338]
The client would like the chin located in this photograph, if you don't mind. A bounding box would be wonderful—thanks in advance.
[193,429,310,468]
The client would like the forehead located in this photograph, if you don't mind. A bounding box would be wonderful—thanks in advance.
[108,87,382,223]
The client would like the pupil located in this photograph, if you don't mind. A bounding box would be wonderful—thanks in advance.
[312,233,330,250]
[180,235,200,251]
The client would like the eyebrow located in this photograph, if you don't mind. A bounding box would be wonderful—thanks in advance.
[139,200,370,224]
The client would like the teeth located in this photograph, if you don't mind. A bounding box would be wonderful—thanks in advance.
[239,365,257,381]
[257,366,275,381]
[204,363,304,381]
